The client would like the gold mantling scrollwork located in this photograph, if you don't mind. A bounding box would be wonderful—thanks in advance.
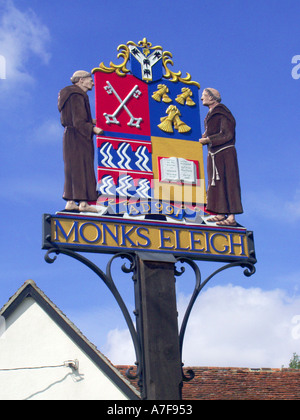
[92,44,130,77]
[162,50,200,88]
[92,38,200,88]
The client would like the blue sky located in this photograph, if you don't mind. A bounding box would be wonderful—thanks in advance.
[0,0,300,369]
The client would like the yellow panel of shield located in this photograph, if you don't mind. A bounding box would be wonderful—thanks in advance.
[151,136,206,205]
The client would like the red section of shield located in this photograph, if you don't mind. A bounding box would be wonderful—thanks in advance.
[94,72,151,137]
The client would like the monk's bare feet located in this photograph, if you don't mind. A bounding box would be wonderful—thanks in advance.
[65,200,79,211]
[216,215,237,226]
[78,201,99,213]
[206,215,226,223]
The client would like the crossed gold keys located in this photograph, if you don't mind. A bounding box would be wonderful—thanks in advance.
[152,85,195,133]
[102,81,195,134]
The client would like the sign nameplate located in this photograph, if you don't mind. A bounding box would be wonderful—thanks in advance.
[43,214,256,263]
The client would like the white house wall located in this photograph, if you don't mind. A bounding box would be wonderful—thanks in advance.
[0,297,128,400]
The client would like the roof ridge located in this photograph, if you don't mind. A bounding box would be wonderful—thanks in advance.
[0,280,140,399]
[0,279,36,315]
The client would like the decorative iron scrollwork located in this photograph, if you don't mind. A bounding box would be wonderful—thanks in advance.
[44,248,142,381]
[175,258,256,382]
[44,246,256,393]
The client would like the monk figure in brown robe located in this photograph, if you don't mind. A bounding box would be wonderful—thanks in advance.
[199,88,243,226]
[58,71,103,213]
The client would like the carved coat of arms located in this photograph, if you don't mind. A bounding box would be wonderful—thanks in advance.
[92,38,206,221]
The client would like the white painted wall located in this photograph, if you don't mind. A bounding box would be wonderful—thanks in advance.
[0,298,129,400]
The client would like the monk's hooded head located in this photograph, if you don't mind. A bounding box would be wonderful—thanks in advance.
[70,70,94,92]
[201,88,221,107]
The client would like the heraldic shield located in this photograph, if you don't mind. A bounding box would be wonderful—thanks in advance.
[92,38,206,222]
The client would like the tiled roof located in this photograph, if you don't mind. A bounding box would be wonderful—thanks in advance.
[117,365,300,400]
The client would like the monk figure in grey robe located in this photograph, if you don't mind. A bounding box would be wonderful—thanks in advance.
[58,71,103,212]
[199,88,243,226]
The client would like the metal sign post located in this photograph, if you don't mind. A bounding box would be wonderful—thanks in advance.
[135,252,182,400]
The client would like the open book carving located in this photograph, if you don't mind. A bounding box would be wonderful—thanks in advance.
[160,157,197,184]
